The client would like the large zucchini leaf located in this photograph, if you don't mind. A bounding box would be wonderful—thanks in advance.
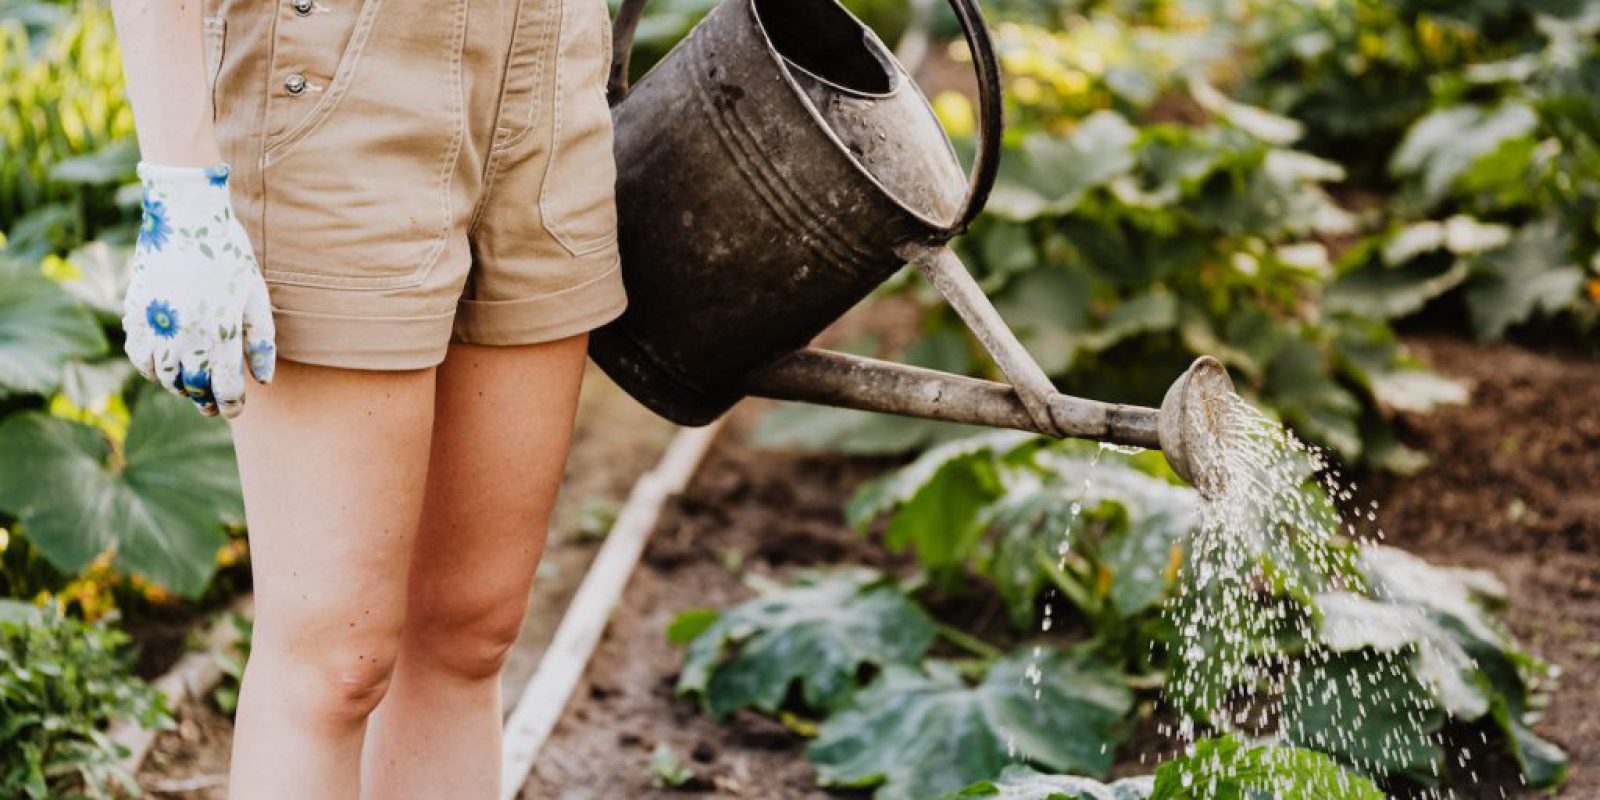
[808,645,1134,800]
[675,568,936,718]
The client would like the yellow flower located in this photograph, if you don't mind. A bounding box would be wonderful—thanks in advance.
[1051,69,1090,97]
[1010,76,1044,105]
[932,91,975,138]
[40,253,80,283]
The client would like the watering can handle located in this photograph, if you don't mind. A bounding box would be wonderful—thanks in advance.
[605,0,1004,235]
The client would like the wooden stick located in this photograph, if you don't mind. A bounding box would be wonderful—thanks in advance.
[498,422,723,800]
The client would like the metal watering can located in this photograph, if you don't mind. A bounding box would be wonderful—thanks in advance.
[591,0,1236,494]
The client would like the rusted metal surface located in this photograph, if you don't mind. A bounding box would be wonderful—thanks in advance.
[590,0,1002,425]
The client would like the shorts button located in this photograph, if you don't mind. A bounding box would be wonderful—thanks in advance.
[284,73,308,95]
[291,0,314,14]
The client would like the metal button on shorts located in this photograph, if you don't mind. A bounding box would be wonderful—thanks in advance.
[201,0,627,369]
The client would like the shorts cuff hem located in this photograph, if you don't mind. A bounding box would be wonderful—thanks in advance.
[453,261,628,345]
[272,306,455,370]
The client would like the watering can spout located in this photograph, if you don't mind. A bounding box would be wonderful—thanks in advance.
[746,351,1237,497]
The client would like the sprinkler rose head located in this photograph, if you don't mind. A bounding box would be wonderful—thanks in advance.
[1158,355,1237,497]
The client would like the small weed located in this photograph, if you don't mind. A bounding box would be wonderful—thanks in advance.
[650,743,697,789]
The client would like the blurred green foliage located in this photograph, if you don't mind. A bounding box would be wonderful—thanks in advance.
[0,3,239,606]
[0,600,170,799]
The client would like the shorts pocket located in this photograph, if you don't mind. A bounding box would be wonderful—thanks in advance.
[258,0,467,290]
[202,16,225,121]
[262,0,378,152]
[539,0,619,257]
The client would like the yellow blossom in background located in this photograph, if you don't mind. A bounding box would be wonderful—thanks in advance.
[932,91,975,139]
[49,391,130,445]
[130,572,175,605]
[39,253,80,283]
[216,537,250,569]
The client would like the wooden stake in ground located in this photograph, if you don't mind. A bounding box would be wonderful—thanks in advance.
[498,423,722,800]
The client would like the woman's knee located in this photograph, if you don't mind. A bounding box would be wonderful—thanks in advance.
[249,624,404,729]
[404,583,531,681]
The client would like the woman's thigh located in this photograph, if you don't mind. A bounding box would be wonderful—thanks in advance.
[228,360,438,672]
[400,336,589,664]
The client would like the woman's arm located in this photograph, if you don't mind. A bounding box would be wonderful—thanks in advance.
[110,0,277,416]
[109,0,220,167]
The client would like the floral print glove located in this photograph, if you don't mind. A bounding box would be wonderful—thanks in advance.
[122,162,276,418]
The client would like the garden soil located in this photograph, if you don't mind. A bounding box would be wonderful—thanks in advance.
[520,335,1599,800]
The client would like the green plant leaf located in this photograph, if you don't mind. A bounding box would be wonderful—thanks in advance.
[1313,592,1490,718]
[49,240,130,319]
[1283,650,1446,781]
[57,358,134,411]
[809,646,1135,800]
[0,603,170,799]
[1324,257,1471,319]
[46,138,138,185]
[666,608,719,646]
[0,260,106,399]
[846,432,1035,574]
[1463,222,1586,340]
[984,453,1197,627]
[675,569,936,718]
[1149,736,1385,800]
[1491,697,1569,789]
[0,385,241,596]
[1295,545,1566,787]
[1391,104,1539,201]
[987,112,1138,220]
[941,765,1153,800]
[650,743,698,789]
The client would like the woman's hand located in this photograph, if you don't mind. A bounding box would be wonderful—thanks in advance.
[122,162,276,418]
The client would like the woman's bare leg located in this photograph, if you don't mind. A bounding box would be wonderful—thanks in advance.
[362,336,589,799]
[227,361,438,800]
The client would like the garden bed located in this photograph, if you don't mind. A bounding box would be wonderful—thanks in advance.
[520,334,1599,799]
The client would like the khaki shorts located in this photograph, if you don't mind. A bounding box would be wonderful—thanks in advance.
[202,0,627,369]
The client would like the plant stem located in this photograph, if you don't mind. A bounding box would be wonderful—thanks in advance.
[936,622,1004,661]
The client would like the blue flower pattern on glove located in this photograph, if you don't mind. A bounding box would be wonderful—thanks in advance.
[178,364,213,399]
[145,299,180,338]
[248,340,276,383]
[138,194,171,252]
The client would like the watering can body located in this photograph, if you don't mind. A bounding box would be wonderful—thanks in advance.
[591,0,993,425]
[589,0,1233,491]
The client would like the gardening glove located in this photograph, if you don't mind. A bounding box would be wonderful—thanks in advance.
[122,162,276,418]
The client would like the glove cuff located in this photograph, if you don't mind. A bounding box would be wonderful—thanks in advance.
[136,161,233,188]
[135,162,237,246]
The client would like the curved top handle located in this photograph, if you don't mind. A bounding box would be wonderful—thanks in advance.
[606,0,1004,236]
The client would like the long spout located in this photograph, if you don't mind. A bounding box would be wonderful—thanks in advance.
[747,348,1161,446]
[745,349,1237,495]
